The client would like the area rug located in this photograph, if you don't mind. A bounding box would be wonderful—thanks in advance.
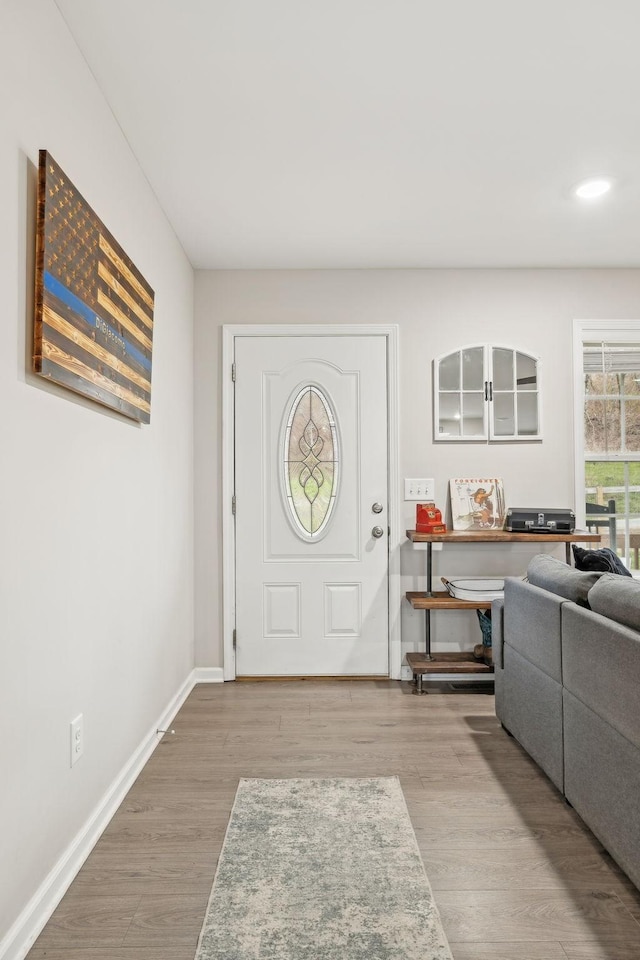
[194,777,453,959]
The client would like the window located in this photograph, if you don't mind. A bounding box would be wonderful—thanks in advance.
[434,345,541,441]
[574,322,640,572]
[282,384,339,540]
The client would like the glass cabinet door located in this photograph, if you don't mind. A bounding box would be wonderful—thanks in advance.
[434,345,541,441]
[514,350,540,437]
[435,346,486,439]
[490,347,540,439]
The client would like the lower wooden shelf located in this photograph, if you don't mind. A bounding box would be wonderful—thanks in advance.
[406,650,493,693]
[406,651,492,674]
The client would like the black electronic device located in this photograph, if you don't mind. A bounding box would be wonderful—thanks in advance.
[504,508,575,534]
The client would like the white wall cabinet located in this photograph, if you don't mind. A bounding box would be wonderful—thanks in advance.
[434,345,541,441]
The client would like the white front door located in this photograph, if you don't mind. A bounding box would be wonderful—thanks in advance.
[234,334,389,676]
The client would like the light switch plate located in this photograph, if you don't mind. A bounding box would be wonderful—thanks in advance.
[404,478,435,500]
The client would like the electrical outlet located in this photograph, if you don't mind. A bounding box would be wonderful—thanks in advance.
[70,714,83,767]
[404,478,436,501]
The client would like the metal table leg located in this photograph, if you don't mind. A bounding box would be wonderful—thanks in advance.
[424,542,434,660]
[424,609,433,660]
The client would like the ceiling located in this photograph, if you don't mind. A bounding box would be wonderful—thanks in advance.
[55,0,640,270]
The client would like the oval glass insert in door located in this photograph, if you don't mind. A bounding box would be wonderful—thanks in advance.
[282,384,340,540]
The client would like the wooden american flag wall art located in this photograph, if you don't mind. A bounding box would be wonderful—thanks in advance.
[34,151,154,423]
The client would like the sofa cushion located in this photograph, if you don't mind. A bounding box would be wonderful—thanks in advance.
[588,572,640,631]
[564,689,640,891]
[502,644,564,792]
[527,554,602,606]
[572,544,632,577]
[563,602,640,746]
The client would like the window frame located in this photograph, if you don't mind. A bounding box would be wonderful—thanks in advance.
[573,319,640,566]
[433,343,542,442]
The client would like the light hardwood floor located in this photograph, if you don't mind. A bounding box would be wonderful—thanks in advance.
[27,680,640,960]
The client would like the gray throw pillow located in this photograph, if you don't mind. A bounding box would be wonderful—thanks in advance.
[527,554,603,606]
[588,573,640,631]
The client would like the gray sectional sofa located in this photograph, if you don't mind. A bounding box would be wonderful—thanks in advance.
[493,555,640,891]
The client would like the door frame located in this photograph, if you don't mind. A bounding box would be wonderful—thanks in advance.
[222,324,401,680]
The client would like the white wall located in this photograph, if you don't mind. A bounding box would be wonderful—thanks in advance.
[195,268,640,666]
[0,1,195,952]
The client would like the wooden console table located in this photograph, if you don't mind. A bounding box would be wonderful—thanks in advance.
[405,528,601,691]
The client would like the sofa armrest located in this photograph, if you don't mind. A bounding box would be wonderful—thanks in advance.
[491,597,504,670]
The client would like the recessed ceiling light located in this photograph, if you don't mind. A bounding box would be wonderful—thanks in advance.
[574,178,613,200]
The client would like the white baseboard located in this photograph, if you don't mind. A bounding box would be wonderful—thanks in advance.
[1,669,208,960]
[193,667,224,683]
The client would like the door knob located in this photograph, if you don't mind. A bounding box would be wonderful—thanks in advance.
[372,502,383,514]
[372,526,385,539]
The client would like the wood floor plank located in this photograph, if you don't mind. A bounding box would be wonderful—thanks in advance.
[223,730,462,753]
[177,700,312,718]
[415,822,604,852]
[123,894,209,945]
[171,714,283,728]
[410,800,593,828]
[614,883,640,924]
[30,896,141,950]
[100,817,229,840]
[23,680,640,960]
[119,792,236,818]
[305,704,469,719]
[209,682,353,701]
[26,949,196,960]
[561,943,640,959]
[449,943,567,959]
[142,740,443,765]
[412,812,605,852]
[416,775,562,804]
[417,761,562,784]
[69,853,218,896]
[188,733,458,754]
[436,889,640,943]
[425,843,629,891]
[166,719,280,738]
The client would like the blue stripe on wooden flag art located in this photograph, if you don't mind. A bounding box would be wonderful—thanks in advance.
[34,151,155,422]
[43,271,152,373]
